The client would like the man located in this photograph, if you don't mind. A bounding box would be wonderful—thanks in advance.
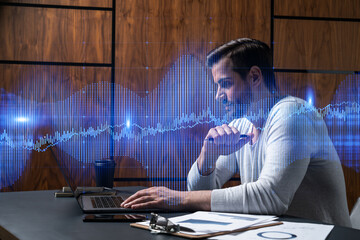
[121,38,351,227]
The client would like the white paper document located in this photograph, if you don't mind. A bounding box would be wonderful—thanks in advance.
[137,211,277,236]
[209,221,334,240]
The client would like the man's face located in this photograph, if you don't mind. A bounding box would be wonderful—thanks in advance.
[211,58,252,118]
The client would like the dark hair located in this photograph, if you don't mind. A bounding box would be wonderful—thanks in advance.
[206,38,276,92]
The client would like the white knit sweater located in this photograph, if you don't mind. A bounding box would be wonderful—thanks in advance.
[187,96,351,227]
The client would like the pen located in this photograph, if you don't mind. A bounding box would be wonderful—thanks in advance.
[179,226,195,233]
[205,134,249,143]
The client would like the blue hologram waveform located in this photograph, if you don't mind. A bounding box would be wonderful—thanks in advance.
[0,55,359,189]
[0,55,221,189]
[0,107,225,152]
[325,74,360,173]
[2,101,359,152]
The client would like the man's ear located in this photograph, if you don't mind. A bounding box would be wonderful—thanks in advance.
[247,66,262,88]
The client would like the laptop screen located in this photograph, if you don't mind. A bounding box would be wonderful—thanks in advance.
[51,147,97,198]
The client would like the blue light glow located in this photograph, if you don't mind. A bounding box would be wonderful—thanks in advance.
[0,56,359,191]
[15,117,29,123]
[306,88,315,107]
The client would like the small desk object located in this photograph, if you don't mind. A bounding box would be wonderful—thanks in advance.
[0,187,359,240]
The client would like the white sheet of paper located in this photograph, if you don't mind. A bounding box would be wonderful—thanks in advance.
[209,221,334,240]
[137,211,277,236]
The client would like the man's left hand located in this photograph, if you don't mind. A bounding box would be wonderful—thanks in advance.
[120,187,185,210]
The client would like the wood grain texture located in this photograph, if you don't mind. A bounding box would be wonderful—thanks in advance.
[274,19,360,71]
[0,64,111,101]
[2,147,67,191]
[0,225,19,240]
[115,0,147,93]
[0,65,111,191]
[343,165,360,212]
[114,0,270,191]
[115,0,270,93]
[205,0,270,45]
[275,72,346,108]
[275,0,360,19]
[114,156,152,187]
[0,6,112,63]
[2,0,112,8]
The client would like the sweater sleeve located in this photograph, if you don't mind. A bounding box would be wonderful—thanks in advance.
[211,103,315,215]
[187,120,242,191]
[187,152,238,191]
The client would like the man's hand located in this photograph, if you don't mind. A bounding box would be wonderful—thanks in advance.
[120,187,186,210]
[197,124,252,175]
[204,124,251,156]
[121,187,212,211]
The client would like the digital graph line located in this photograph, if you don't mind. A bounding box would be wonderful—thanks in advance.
[1,101,359,152]
[1,55,359,189]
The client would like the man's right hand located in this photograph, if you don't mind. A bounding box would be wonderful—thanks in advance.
[197,124,252,175]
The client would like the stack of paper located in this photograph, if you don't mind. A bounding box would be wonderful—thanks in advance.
[171,211,277,235]
[209,221,334,240]
[134,212,334,239]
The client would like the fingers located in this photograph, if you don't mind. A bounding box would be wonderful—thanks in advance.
[131,200,162,210]
[205,128,220,145]
[222,124,233,135]
[121,189,148,207]
[203,124,254,156]
[229,126,239,135]
[121,187,170,209]
[215,126,226,144]
[123,196,154,208]
[205,124,242,146]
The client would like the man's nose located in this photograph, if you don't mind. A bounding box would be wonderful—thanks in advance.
[215,89,227,103]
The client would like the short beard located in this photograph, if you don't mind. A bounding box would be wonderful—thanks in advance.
[230,88,252,119]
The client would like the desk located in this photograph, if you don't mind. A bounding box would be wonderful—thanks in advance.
[1,187,359,240]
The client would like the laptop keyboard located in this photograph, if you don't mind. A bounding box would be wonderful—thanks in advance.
[90,196,124,208]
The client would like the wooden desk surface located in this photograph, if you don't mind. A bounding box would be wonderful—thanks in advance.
[1,187,359,240]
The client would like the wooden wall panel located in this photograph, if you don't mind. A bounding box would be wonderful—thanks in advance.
[343,166,360,212]
[274,19,360,71]
[115,0,147,93]
[0,6,112,63]
[206,0,270,45]
[146,0,270,91]
[114,0,270,190]
[0,65,112,101]
[2,148,67,191]
[275,72,346,108]
[0,64,111,191]
[115,0,270,93]
[275,0,360,19]
[114,156,151,187]
[2,0,112,8]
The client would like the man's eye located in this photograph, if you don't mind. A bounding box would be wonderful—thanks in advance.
[221,81,232,88]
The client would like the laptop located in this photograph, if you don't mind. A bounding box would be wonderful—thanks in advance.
[53,152,164,213]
